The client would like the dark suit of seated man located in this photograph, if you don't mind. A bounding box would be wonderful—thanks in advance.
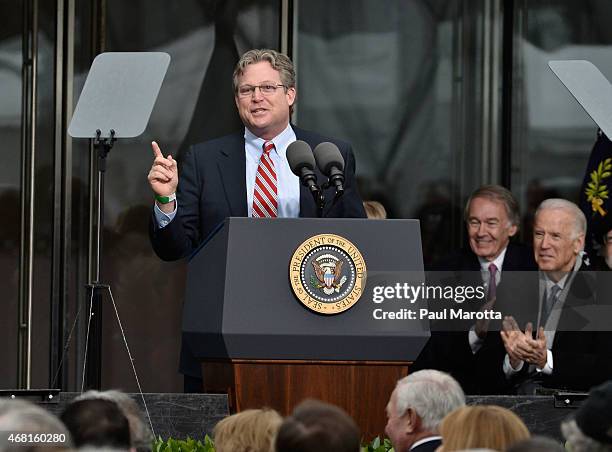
[489,199,612,394]
[411,185,537,394]
[146,49,366,391]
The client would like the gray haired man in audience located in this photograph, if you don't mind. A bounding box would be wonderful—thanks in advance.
[385,369,465,452]
[0,399,72,452]
[561,380,612,452]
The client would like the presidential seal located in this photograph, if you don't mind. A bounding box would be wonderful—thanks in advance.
[289,234,366,314]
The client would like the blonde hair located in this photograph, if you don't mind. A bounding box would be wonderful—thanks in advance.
[213,408,282,452]
[363,201,387,219]
[439,405,530,451]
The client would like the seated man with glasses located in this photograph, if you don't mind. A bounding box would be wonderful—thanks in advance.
[412,185,537,394]
[146,48,366,391]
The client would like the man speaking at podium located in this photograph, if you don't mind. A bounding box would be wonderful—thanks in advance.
[147,49,366,390]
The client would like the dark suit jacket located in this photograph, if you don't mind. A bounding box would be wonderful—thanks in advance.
[410,437,442,452]
[411,243,537,394]
[150,126,366,261]
[431,242,536,272]
[494,270,612,392]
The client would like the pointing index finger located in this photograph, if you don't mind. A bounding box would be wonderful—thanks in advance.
[152,141,163,158]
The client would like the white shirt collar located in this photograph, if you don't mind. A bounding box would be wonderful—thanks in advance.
[244,123,293,158]
[541,253,584,290]
[478,245,508,273]
[410,436,442,451]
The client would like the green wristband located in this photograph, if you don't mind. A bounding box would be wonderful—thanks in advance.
[155,193,176,204]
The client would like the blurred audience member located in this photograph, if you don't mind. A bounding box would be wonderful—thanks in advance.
[60,398,131,450]
[521,179,559,243]
[438,405,529,451]
[561,380,612,452]
[76,390,154,452]
[363,200,387,219]
[275,399,359,452]
[590,223,612,270]
[0,399,72,452]
[385,370,465,452]
[506,435,565,452]
[413,180,463,269]
[213,408,282,452]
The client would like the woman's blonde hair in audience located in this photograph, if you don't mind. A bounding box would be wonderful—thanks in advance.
[439,405,530,451]
[213,408,282,452]
[363,201,387,219]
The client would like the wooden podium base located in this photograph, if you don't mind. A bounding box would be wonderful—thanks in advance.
[203,360,410,440]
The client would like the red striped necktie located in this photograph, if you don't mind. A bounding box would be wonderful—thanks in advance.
[252,140,278,218]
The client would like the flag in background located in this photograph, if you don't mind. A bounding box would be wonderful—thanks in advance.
[579,129,612,256]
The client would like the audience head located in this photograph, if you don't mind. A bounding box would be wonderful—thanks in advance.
[603,227,612,269]
[0,399,72,452]
[60,398,131,449]
[363,201,387,219]
[76,390,153,452]
[561,380,612,452]
[464,185,520,261]
[533,199,586,276]
[439,405,529,451]
[385,370,465,452]
[213,408,282,452]
[275,399,360,452]
[506,435,565,452]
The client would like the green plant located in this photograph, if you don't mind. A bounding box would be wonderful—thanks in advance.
[153,436,215,452]
[361,436,394,452]
[154,435,394,452]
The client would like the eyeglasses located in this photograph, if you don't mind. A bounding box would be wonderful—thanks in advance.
[237,84,287,97]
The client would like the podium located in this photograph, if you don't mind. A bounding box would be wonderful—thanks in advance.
[183,218,428,439]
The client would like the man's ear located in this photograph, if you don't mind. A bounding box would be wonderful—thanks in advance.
[508,223,518,237]
[574,234,585,255]
[286,87,296,106]
[404,408,420,433]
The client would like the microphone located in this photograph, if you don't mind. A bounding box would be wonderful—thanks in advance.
[313,142,345,198]
[287,140,325,213]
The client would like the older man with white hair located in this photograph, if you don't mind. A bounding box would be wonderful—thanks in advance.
[499,198,612,393]
[385,370,465,452]
[0,399,72,452]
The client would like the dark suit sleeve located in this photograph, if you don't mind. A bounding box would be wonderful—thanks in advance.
[549,331,612,390]
[149,146,202,261]
[342,144,367,217]
[547,273,612,390]
[324,143,366,218]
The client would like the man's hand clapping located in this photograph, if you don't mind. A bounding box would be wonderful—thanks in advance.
[501,317,549,370]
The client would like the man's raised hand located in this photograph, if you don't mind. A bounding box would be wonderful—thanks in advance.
[148,141,178,208]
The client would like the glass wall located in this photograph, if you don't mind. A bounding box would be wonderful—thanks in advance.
[97,0,281,392]
[294,0,495,267]
[7,0,609,392]
[511,0,612,240]
[0,0,23,388]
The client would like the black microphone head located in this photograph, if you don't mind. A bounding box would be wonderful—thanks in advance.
[286,140,316,176]
[313,142,344,176]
